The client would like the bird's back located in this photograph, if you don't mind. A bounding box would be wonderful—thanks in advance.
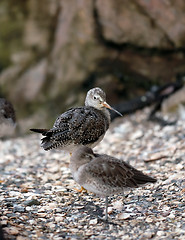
[40,106,110,151]
[78,154,156,197]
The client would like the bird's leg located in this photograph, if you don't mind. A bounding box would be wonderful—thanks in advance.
[74,186,87,193]
[104,196,108,221]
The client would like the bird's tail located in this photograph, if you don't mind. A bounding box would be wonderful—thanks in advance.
[133,170,157,185]
[30,128,49,135]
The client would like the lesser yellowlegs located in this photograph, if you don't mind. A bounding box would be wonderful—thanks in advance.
[30,87,121,152]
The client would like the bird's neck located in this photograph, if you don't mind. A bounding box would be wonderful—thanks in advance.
[101,108,111,123]
[70,158,90,173]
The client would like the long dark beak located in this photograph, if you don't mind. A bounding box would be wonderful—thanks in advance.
[102,102,122,116]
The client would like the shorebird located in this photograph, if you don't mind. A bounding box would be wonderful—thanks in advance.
[30,87,122,152]
[70,146,157,221]
[0,98,16,138]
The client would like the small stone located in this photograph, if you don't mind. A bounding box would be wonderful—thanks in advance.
[21,188,28,193]
[104,207,113,214]
[9,191,21,197]
[13,204,25,213]
[145,217,153,223]
[29,219,36,225]
[46,222,55,228]
[55,216,64,222]
[5,197,17,202]
[130,130,143,140]
[24,199,40,206]
[37,213,47,217]
[157,231,165,236]
[113,200,123,211]
[1,220,8,226]
[161,211,170,217]
[116,212,133,220]
[4,226,19,235]
[168,213,176,218]
[89,218,98,225]
[140,232,154,239]
[17,236,29,240]
[25,206,33,211]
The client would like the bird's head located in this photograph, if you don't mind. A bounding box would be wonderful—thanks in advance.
[85,87,122,116]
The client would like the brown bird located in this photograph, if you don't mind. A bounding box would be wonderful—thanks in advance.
[30,88,121,152]
[70,146,157,221]
[0,98,16,138]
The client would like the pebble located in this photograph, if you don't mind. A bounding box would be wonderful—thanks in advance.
[116,212,134,220]
[55,216,64,222]
[4,226,19,235]
[112,200,123,211]
[168,213,176,218]
[24,199,41,206]
[130,130,143,140]
[13,204,25,212]
[89,218,98,225]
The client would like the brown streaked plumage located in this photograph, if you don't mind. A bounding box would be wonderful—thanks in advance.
[30,88,122,152]
[0,98,16,138]
[70,146,157,221]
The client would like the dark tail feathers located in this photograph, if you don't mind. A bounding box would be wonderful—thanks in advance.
[30,128,49,135]
[133,170,157,185]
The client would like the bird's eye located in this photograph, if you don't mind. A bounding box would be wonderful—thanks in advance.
[93,96,97,100]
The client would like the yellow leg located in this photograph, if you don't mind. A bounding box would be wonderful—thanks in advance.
[74,186,87,193]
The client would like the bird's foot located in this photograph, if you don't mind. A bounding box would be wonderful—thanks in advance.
[97,216,118,225]
[74,186,87,193]
[98,216,108,223]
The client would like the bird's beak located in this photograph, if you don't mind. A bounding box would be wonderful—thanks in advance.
[102,102,122,116]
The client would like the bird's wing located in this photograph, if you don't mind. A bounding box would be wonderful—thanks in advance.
[41,107,109,150]
[85,156,138,188]
[85,155,156,188]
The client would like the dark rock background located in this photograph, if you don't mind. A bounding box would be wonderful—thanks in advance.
[0,0,185,133]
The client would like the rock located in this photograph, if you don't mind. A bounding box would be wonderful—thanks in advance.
[17,236,29,240]
[130,130,143,140]
[12,59,47,102]
[1,0,185,134]
[24,199,41,206]
[89,218,98,225]
[4,226,19,235]
[112,200,123,211]
[55,216,64,222]
[168,213,176,219]
[96,0,185,48]
[145,217,153,223]
[116,212,134,220]
[13,204,25,213]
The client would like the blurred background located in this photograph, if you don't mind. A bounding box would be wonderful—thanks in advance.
[1,0,185,135]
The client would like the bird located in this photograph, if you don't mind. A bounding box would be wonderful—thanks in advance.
[0,224,5,240]
[0,98,16,138]
[30,87,122,152]
[69,146,157,221]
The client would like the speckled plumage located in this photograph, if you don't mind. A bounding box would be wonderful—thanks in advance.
[40,106,109,151]
[70,146,157,220]
[30,88,120,152]
[0,98,16,138]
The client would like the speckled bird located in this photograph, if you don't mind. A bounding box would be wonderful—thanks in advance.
[30,88,122,152]
[70,146,157,221]
[0,98,16,138]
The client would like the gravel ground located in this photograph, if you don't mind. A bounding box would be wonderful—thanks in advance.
[0,108,185,240]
